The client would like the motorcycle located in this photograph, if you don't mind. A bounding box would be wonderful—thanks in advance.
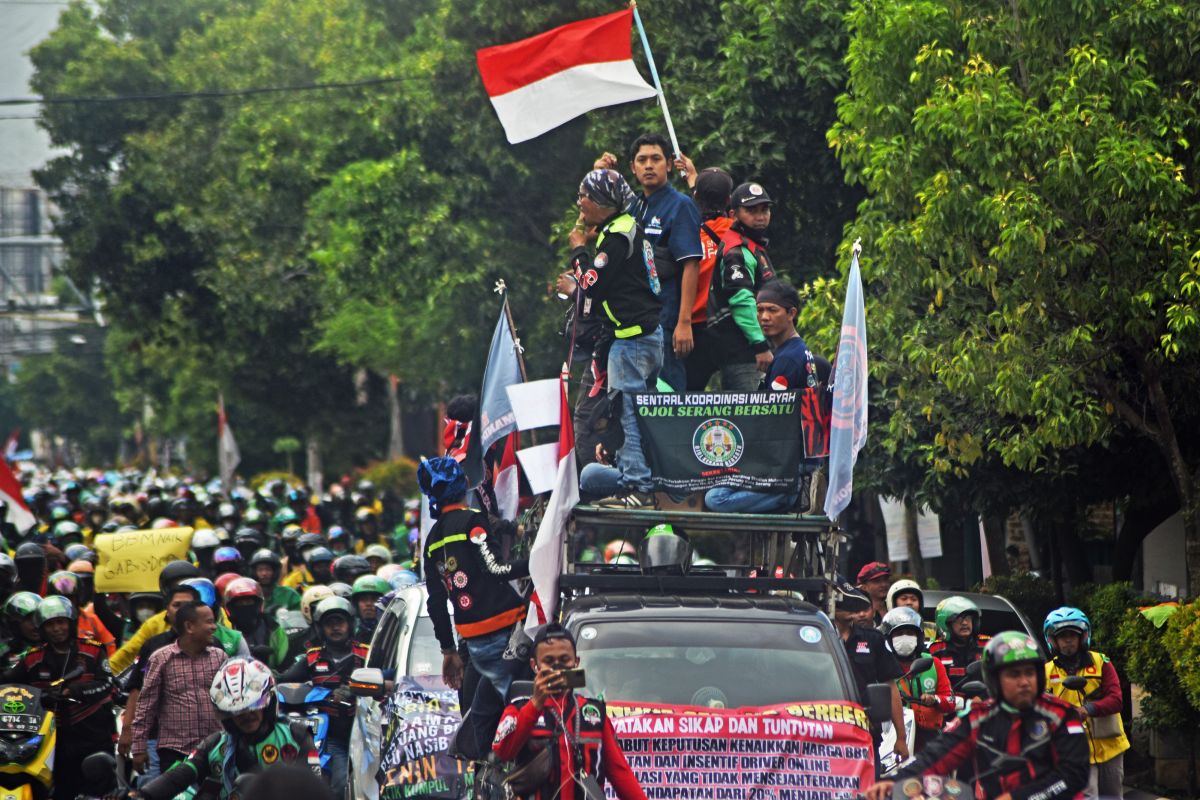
[878,657,933,776]
[0,668,83,800]
[277,681,354,781]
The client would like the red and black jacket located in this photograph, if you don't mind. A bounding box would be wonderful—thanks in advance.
[493,692,646,800]
[929,634,991,689]
[892,693,1088,800]
[9,636,115,740]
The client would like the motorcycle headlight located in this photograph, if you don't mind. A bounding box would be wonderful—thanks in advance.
[16,736,42,761]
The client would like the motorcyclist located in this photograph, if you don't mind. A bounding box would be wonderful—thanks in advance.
[249,548,302,614]
[177,577,252,659]
[278,525,304,574]
[363,543,392,573]
[864,631,1089,800]
[288,585,335,659]
[880,606,955,752]
[327,525,353,556]
[223,577,288,669]
[14,541,47,595]
[234,528,266,563]
[353,507,382,550]
[136,657,320,800]
[276,597,369,797]
[111,559,203,673]
[281,538,329,591]
[7,595,115,800]
[331,554,371,586]
[46,569,115,656]
[349,575,389,642]
[928,595,990,690]
[0,591,42,670]
[192,528,223,577]
[1043,607,1130,798]
[305,547,335,587]
[213,546,245,577]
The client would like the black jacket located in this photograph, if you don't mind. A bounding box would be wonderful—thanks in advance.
[570,212,662,340]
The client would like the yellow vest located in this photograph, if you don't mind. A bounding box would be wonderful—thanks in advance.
[1045,651,1130,764]
[281,565,314,591]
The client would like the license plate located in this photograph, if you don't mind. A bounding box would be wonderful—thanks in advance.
[0,714,39,734]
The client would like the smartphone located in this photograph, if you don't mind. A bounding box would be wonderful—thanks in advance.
[560,668,587,689]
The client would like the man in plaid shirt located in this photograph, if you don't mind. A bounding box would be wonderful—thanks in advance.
[131,601,228,773]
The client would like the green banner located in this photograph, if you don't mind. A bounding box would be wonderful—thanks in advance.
[635,392,804,492]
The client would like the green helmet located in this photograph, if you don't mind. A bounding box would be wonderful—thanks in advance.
[313,596,355,626]
[273,508,299,526]
[36,595,76,627]
[982,630,1045,699]
[4,591,41,625]
[351,575,390,599]
[243,508,265,524]
[935,596,980,639]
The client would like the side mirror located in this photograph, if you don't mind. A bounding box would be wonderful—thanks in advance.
[965,660,983,680]
[510,680,535,701]
[959,680,989,699]
[81,752,117,783]
[349,667,387,698]
[1061,676,1088,692]
[866,683,893,725]
[906,656,933,676]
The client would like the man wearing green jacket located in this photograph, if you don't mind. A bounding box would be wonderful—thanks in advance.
[249,548,301,614]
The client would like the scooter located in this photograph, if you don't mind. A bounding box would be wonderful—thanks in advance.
[877,657,932,776]
[0,668,82,800]
[277,680,355,783]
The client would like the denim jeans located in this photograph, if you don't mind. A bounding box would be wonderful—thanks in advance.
[457,627,524,760]
[657,279,686,392]
[326,732,350,796]
[580,463,623,498]
[608,327,664,492]
[704,486,796,514]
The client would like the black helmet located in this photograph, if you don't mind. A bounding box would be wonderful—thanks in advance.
[297,533,325,553]
[248,548,281,570]
[332,554,371,584]
[158,559,202,597]
[14,542,44,563]
[235,528,264,548]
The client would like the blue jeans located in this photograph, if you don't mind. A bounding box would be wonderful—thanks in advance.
[326,734,349,797]
[458,627,523,760]
[705,486,797,514]
[657,279,686,392]
[580,463,622,498]
[608,327,664,492]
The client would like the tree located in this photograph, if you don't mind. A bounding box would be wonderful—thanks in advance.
[828,1,1200,590]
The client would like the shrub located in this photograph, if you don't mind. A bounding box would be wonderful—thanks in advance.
[1068,581,1144,662]
[359,458,419,498]
[1118,604,1200,732]
[974,571,1057,631]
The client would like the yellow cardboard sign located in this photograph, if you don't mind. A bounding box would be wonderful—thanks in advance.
[94,527,195,593]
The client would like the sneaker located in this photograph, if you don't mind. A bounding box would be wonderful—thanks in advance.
[595,491,657,509]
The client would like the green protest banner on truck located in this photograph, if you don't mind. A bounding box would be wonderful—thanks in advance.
[634,392,805,493]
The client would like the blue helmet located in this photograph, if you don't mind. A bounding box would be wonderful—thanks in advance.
[388,569,419,591]
[180,577,218,610]
[417,457,467,519]
[1044,606,1091,652]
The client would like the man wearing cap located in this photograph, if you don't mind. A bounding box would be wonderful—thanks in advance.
[833,580,908,768]
[857,562,892,625]
[571,169,664,509]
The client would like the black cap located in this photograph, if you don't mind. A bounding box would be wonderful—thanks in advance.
[834,579,872,611]
[693,168,733,213]
[732,182,772,208]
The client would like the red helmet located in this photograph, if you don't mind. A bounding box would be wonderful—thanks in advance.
[223,577,264,604]
[214,572,242,598]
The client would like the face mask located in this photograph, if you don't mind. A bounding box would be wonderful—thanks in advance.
[134,606,157,624]
[891,634,919,657]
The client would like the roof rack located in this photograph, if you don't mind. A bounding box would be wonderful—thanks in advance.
[559,572,829,596]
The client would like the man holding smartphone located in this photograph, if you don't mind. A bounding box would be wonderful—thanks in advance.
[493,625,647,800]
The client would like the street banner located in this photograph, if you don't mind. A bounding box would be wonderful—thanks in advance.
[94,528,194,592]
[377,680,467,800]
[476,10,656,144]
[824,242,869,520]
[634,391,804,493]
[607,700,875,799]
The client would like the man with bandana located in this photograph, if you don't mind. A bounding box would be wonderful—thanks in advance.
[571,169,664,509]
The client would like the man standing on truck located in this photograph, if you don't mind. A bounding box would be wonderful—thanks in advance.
[493,624,647,800]
[832,580,908,767]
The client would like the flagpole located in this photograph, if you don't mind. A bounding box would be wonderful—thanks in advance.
[630,2,683,167]
[494,279,528,382]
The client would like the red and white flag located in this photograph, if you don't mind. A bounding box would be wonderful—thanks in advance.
[476,9,657,144]
[0,459,34,533]
[218,393,241,494]
[2,429,18,461]
[494,433,521,521]
[525,372,578,632]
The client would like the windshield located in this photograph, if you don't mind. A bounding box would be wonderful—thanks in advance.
[405,614,444,679]
[576,619,849,708]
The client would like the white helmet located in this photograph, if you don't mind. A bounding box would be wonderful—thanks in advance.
[301,584,334,624]
[192,528,222,549]
[886,579,924,611]
[210,657,274,717]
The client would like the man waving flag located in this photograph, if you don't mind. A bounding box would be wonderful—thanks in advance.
[823,240,868,520]
[476,9,657,144]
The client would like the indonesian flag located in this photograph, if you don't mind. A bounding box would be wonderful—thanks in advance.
[0,459,34,533]
[218,393,241,494]
[476,9,657,144]
[494,432,521,521]
[3,429,18,461]
[525,372,578,632]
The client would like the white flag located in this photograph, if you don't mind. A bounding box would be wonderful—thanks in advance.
[218,394,241,494]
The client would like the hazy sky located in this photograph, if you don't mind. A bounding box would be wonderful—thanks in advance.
[0,3,67,187]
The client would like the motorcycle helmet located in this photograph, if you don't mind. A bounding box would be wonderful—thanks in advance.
[36,595,77,627]
[272,508,299,529]
[886,579,924,611]
[351,575,390,602]
[363,544,392,568]
[297,533,325,556]
[4,591,41,631]
[935,596,981,640]
[192,528,222,551]
[159,559,202,597]
[280,525,304,556]
[637,524,692,576]
[376,563,403,582]
[128,591,165,625]
[332,554,371,585]
[47,570,80,602]
[306,546,334,568]
[313,596,355,627]
[210,657,277,735]
[0,553,15,591]
[52,521,83,549]
[213,546,243,573]
[234,528,265,559]
[604,539,637,563]
[242,508,265,526]
[63,544,92,563]
[150,517,178,530]
[224,577,264,606]
[982,630,1046,698]
[214,572,241,599]
[67,560,96,605]
[327,526,352,553]
[300,585,334,625]
[387,569,419,591]
[179,577,218,609]
[880,607,925,658]
[1043,606,1092,652]
[327,582,353,601]
[248,548,282,578]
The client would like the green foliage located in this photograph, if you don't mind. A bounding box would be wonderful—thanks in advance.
[1163,601,1200,712]
[248,471,302,491]
[1119,605,1200,732]
[358,458,419,498]
[272,437,302,455]
[1068,581,1145,660]
[974,571,1057,633]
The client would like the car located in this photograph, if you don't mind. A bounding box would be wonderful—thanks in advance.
[920,589,1045,655]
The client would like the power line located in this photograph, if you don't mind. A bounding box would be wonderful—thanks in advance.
[0,76,418,107]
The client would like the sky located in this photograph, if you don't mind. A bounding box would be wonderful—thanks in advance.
[0,2,67,187]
